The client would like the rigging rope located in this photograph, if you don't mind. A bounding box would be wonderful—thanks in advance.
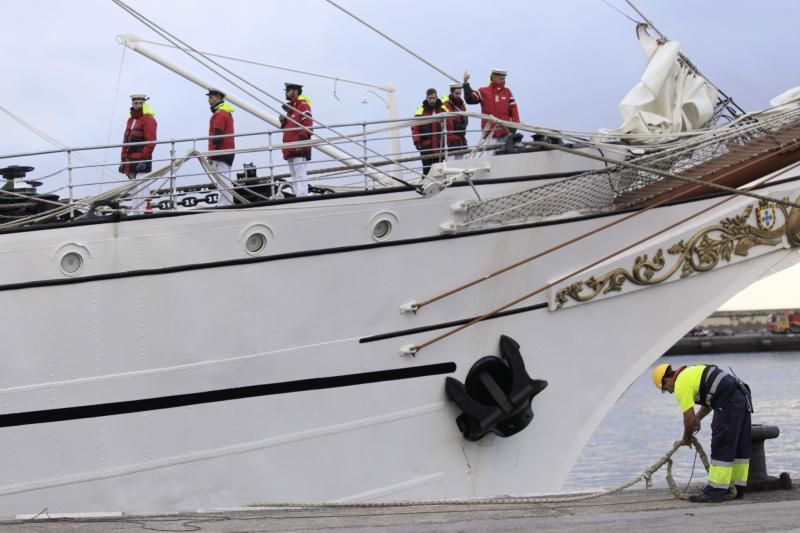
[325,0,459,83]
[622,0,745,116]
[0,107,99,170]
[99,44,129,193]
[600,0,642,25]
[113,0,423,190]
[408,116,800,313]
[405,156,800,354]
[134,38,390,92]
[249,437,713,508]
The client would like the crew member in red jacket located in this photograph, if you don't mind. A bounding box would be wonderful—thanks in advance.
[119,94,157,214]
[462,68,520,155]
[206,88,236,206]
[279,82,313,197]
[411,88,447,176]
[441,82,468,160]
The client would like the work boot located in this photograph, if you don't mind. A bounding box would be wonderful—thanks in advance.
[688,493,725,503]
[734,486,745,500]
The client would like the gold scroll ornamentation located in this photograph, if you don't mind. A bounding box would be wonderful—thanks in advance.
[555,197,800,309]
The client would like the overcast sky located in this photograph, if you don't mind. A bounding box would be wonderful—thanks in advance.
[1,0,799,310]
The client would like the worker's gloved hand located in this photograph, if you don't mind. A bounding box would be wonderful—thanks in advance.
[281,103,290,112]
[415,143,422,151]
[279,115,287,128]
[135,162,151,173]
[118,164,125,174]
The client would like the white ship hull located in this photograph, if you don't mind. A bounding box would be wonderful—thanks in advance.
[1,149,799,513]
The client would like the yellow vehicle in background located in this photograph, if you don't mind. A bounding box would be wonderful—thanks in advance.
[767,311,799,334]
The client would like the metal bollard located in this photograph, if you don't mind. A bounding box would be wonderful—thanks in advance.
[748,424,792,491]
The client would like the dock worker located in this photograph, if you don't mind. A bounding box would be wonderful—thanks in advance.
[653,363,753,503]
[411,88,447,175]
[279,82,313,197]
[462,68,520,154]
[206,88,236,206]
[441,82,468,160]
[119,94,157,214]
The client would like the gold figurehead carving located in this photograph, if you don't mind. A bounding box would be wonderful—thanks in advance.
[555,197,800,309]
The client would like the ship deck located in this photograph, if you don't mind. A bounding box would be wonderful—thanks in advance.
[8,485,799,531]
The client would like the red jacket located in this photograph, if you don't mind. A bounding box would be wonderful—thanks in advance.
[441,95,468,147]
[411,99,447,150]
[120,105,157,174]
[463,81,520,138]
[209,102,235,165]
[281,95,313,160]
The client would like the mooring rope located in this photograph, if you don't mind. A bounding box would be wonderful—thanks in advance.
[406,150,800,316]
[250,437,714,508]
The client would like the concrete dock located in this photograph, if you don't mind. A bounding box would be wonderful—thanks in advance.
[5,485,799,532]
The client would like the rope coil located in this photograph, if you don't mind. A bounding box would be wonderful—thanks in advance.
[250,437,714,508]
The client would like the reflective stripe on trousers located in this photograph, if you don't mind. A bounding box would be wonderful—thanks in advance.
[708,459,733,489]
[733,458,750,487]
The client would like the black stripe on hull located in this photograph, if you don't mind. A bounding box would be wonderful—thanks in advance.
[0,362,456,428]
[359,303,549,343]
[2,175,798,293]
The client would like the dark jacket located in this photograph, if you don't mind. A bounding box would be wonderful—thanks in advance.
[411,98,447,150]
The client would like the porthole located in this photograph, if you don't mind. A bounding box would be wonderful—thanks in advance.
[369,211,399,243]
[240,224,274,257]
[372,219,393,241]
[245,232,267,254]
[60,251,84,275]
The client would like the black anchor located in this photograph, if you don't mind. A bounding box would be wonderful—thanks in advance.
[445,335,548,441]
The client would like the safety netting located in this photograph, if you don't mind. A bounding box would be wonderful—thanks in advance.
[450,106,800,231]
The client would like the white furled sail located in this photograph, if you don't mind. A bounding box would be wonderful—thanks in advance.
[612,24,718,139]
[770,86,800,110]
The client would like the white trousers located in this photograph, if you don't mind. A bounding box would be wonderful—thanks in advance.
[209,160,234,206]
[287,157,309,197]
[126,172,150,213]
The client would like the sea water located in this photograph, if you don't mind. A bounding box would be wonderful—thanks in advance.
[565,351,800,491]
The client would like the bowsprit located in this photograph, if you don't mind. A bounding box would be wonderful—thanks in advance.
[445,335,548,441]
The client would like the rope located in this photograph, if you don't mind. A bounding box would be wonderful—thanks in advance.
[408,142,800,315]
[249,437,710,508]
[0,150,200,230]
[600,0,642,24]
[544,141,800,210]
[134,39,389,92]
[622,0,745,116]
[113,1,423,189]
[99,44,129,193]
[325,0,459,83]
[0,107,99,169]
[406,156,800,354]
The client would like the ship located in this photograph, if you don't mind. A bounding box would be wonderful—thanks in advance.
[0,6,799,513]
